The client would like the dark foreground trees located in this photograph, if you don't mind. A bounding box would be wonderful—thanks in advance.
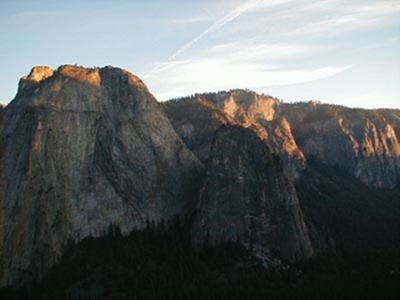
[1,212,399,300]
[2,160,400,299]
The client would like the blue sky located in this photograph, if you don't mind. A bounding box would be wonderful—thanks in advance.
[0,0,399,108]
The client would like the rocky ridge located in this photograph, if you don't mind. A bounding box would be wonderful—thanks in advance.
[280,102,400,188]
[0,65,203,286]
[164,91,400,188]
[1,66,399,288]
[163,90,305,179]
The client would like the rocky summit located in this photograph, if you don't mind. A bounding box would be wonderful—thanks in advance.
[164,90,400,188]
[163,90,306,179]
[280,102,400,188]
[1,65,399,288]
[0,65,203,286]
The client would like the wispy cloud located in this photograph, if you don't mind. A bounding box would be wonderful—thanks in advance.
[13,10,64,18]
[169,17,207,25]
[146,41,350,100]
[207,42,323,62]
[150,62,350,100]
[143,0,397,102]
[288,0,400,36]
[9,10,65,23]
[166,0,264,61]
[147,0,298,75]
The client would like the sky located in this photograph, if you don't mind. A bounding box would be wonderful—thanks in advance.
[0,0,399,109]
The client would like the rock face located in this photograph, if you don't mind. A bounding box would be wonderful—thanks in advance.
[2,67,399,288]
[280,102,400,188]
[0,65,203,286]
[164,92,400,189]
[192,126,313,262]
[163,90,305,179]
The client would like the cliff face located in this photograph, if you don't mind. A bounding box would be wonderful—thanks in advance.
[164,90,305,179]
[165,92,400,189]
[1,67,399,288]
[0,65,203,286]
[192,126,313,262]
[280,103,400,188]
[215,91,304,168]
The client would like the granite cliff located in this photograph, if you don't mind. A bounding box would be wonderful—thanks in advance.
[192,126,313,262]
[165,91,399,259]
[164,91,400,188]
[280,102,400,188]
[163,90,305,179]
[1,67,399,288]
[0,65,203,286]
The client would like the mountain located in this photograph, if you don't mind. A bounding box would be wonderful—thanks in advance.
[0,65,203,286]
[280,102,400,188]
[1,66,399,292]
[163,90,305,179]
[192,125,313,262]
[164,90,400,259]
[164,90,400,188]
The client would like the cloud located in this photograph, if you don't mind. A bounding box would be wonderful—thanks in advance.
[166,0,264,61]
[142,0,395,102]
[11,10,65,21]
[206,42,322,62]
[169,17,207,25]
[287,0,400,37]
[148,63,351,100]
[147,0,303,76]
[145,42,351,100]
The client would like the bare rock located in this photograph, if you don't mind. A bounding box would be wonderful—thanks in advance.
[192,126,313,262]
[165,93,400,189]
[0,65,203,286]
[18,66,55,92]
[164,90,305,179]
[281,102,400,188]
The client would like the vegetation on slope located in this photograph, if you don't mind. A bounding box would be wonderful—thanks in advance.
[1,199,399,300]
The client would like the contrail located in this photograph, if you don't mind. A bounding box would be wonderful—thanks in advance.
[168,0,264,61]
[145,0,264,77]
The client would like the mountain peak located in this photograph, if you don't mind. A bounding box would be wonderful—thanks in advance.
[18,66,55,93]
[1,64,203,286]
[25,66,54,83]
[57,65,102,86]
[17,65,148,95]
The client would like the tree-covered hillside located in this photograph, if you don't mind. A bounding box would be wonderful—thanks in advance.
[1,202,399,300]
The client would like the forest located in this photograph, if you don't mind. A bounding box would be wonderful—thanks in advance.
[1,161,399,299]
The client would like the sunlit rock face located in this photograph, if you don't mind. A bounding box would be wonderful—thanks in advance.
[0,65,203,286]
[280,102,400,188]
[18,66,55,91]
[1,65,399,289]
[192,126,313,263]
[163,90,305,179]
[164,92,400,189]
